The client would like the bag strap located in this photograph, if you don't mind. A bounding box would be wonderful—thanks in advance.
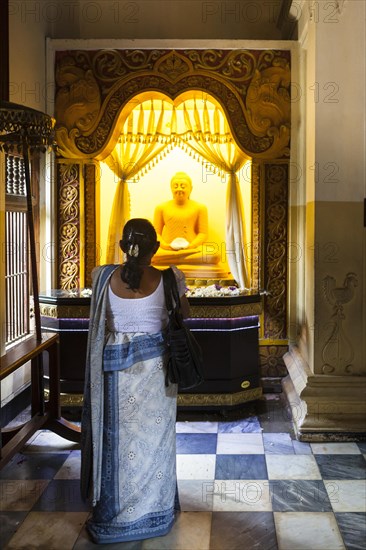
[162,268,181,316]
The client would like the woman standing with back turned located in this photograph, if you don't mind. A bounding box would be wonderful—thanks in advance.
[80,218,189,544]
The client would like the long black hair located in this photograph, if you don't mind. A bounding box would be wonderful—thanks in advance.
[120,218,157,291]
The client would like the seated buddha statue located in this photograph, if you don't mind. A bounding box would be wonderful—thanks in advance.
[152,172,228,278]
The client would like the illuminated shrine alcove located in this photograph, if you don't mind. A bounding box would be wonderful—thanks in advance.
[54,46,291,356]
[98,92,252,287]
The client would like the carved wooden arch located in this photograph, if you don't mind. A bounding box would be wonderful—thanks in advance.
[54,48,291,350]
[55,49,291,160]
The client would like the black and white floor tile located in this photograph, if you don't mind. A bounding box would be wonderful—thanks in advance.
[1,395,365,549]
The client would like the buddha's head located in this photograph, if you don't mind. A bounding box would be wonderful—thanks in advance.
[170,172,192,205]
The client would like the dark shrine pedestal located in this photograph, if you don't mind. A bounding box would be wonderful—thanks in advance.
[182,294,263,409]
[39,290,90,405]
[39,290,263,410]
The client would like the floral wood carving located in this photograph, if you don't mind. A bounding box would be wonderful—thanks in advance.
[263,163,288,339]
[259,345,288,377]
[55,55,101,133]
[246,60,290,156]
[155,51,192,80]
[251,162,261,292]
[57,162,80,290]
[84,163,97,288]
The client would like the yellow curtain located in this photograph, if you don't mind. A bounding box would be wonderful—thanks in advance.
[179,101,250,288]
[104,98,251,288]
[104,103,169,263]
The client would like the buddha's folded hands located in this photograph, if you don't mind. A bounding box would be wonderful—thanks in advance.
[170,237,190,250]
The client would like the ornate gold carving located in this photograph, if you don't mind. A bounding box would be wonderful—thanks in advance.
[251,162,261,292]
[50,391,84,407]
[40,305,58,318]
[246,62,290,158]
[186,278,237,286]
[185,49,256,83]
[155,51,192,80]
[92,49,165,78]
[259,344,288,377]
[54,49,291,159]
[53,387,263,408]
[57,163,80,290]
[263,163,288,339]
[40,304,90,319]
[55,55,101,133]
[84,163,96,287]
[177,387,262,407]
[322,272,358,374]
[42,301,261,319]
[189,303,262,318]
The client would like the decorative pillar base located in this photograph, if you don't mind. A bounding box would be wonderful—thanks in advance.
[282,347,366,441]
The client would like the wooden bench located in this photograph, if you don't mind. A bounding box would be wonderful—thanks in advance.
[0,333,81,470]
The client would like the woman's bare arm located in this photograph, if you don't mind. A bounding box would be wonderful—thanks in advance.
[180,294,190,319]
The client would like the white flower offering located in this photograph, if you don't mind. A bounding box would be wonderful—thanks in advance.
[186,284,241,298]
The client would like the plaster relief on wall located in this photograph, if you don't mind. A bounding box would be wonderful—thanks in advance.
[336,0,346,14]
[322,272,358,374]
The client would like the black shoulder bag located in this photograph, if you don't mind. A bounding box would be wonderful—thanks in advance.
[162,268,204,390]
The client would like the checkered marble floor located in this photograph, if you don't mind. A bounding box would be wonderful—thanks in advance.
[1,395,365,549]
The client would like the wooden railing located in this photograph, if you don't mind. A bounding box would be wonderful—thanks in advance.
[0,333,81,469]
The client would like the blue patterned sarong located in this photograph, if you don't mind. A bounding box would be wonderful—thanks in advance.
[81,264,179,544]
[86,330,178,543]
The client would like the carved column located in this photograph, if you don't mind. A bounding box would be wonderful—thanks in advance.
[57,161,96,290]
[57,162,81,290]
[251,162,261,294]
[263,162,288,340]
[84,163,97,288]
[257,161,289,381]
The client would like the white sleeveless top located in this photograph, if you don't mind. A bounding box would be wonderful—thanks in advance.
[106,266,186,334]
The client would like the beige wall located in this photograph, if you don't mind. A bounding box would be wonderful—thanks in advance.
[315,0,365,203]
[8,3,55,294]
[48,0,283,40]
[292,0,366,375]
[9,3,50,111]
[8,0,284,41]
[313,0,365,374]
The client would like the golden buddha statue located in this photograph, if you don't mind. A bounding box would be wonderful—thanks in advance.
[152,172,228,278]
